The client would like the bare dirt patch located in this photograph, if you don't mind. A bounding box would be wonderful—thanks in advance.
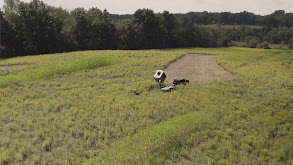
[164,54,233,84]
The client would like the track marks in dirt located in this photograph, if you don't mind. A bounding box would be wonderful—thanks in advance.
[164,54,233,84]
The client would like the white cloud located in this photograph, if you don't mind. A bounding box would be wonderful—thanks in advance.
[0,0,292,15]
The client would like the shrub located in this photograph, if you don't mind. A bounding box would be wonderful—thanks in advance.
[248,39,259,48]
[288,43,293,49]
[218,36,232,47]
[259,41,271,49]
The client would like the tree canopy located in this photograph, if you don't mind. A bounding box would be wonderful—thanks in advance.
[1,0,292,58]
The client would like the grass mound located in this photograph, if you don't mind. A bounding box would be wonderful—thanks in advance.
[0,56,122,87]
[86,107,221,164]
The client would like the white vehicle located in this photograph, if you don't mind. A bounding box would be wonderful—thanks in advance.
[154,70,189,92]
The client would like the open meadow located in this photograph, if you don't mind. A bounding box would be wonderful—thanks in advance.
[0,47,292,164]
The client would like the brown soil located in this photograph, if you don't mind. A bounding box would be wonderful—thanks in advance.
[164,54,233,84]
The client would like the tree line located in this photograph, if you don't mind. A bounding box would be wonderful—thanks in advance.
[1,0,293,58]
[112,10,293,28]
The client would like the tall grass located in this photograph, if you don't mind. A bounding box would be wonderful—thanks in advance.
[86,106,222,164]
[1,48,292,165]
[0,56,123,87]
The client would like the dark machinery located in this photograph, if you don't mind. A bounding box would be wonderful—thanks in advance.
[173,78,189,85]
[132,70,189,95]
[154,70,189,92]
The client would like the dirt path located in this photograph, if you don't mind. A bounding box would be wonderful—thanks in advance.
[164,54,233,84]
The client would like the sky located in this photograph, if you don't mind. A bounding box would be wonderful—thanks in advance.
[1,0,293,15]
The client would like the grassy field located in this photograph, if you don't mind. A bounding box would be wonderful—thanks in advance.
[0,56,122,87]
[0,48,292,164]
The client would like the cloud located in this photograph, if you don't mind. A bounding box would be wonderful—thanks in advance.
[0,0,292,15]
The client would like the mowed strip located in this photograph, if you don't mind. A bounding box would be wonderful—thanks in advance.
[164,54,233,84]
[0,56,123,87]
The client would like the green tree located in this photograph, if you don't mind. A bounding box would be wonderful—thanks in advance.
[133,9,163,49]
[49,6,76,51]
[218,36,232,47]
[3,0,20,20]
[248,38,259,48]
[72,8,117,50]
[265,10,288,30]
[71,7,90,50]
[159,11,180,48]
[17,0,66,54]
[116,19,139,49]
[96,10,117,49]
[235,11,255,25]
[261,41,270,49]
[220,12,230,24]
[0,10,23,58]
[180,23,200,47]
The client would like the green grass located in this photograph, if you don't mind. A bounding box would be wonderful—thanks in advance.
[0,47,292,164]
[0,51,115,76]
[86,107,221,164]
[0,56,122,87]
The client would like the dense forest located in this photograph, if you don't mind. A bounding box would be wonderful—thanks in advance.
[1,0,293,58]
[111,10,293,27]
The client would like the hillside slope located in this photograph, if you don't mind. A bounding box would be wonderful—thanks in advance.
[0,48,292,164]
